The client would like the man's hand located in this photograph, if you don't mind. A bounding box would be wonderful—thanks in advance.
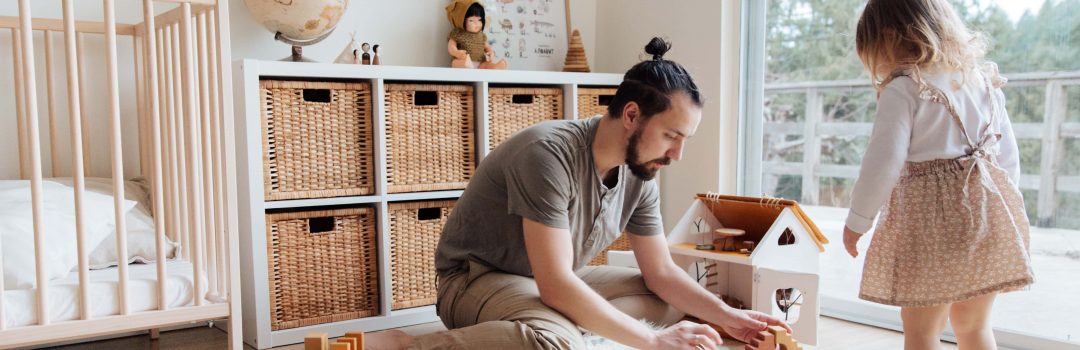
[649,320,724,350]
[716,309,791,344]
[843,226,862,258]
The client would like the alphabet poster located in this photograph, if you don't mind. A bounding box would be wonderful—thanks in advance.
[480,0,568,71]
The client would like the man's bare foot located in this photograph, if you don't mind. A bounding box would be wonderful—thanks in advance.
[364,329,413,350]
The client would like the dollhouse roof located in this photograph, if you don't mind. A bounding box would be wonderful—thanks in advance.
[695,193,829,252]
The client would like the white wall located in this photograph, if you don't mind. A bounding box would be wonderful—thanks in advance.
[1,0,598,179]
[594,0,739,231]
[2,0,732,233]
[229,0,597,68]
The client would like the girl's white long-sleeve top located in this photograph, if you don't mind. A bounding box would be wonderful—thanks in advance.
[845,70,1021,234]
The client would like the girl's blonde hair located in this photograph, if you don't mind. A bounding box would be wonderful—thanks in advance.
[856,0,989,90]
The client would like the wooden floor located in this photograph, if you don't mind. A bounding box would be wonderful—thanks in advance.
[36,316,958,349]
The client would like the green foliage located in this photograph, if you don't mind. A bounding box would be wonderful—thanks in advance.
[762,0,1080,229]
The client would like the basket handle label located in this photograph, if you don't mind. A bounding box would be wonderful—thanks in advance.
[511,94,535,104]
[417,207,442,221]
[302,89,332,103]
[308,217,337,234]
[414,91,439,106]
[597,94,614,106]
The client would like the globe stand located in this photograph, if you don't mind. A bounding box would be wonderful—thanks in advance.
[274,30,333,62]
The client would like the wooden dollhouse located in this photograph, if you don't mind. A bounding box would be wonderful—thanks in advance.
[666,193,828,345]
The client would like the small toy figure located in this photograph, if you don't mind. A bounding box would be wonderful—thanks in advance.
[445,0,507,69]
[372,44,381,65]
[360,42,371,65]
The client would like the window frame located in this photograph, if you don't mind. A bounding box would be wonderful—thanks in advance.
[735,1,1079,347]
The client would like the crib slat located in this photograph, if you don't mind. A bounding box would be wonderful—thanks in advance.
[196,12,218,299]
[159,27,178,258]
[166,25,186,259]
[45,30,61,177]
[159,26,172,244]
[62,0,92,322]
[212,3,238,308]
[76,33,91,176]
[103,0,130,316]
[135,34,148,179]
[143,0,170,311]
[208,8,228,296]
[18,0,51,326]
[172,24,191,263]
[0,32,7,323]
[180,3,205,306]
[13,30,29,180]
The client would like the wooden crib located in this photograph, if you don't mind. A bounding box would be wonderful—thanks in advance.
[0,0,239,348]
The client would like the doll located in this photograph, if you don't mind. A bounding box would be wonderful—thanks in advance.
[361,42,371,65]
[445,0,507,69]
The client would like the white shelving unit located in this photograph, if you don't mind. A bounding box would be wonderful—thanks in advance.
[233,59,622,349]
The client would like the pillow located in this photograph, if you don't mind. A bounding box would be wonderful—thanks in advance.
[0,180,135,290]
[86,205,180,269]
[48,177,179,270]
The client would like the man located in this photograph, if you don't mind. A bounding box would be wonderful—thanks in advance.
[369,38,788,350]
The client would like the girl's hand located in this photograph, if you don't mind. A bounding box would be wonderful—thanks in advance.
[843,226,862,258]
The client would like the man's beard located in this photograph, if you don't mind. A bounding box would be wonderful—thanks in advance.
[625,128,672,181]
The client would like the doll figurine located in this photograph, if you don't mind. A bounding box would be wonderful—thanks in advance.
[361,42,371,65]
[445,0,507,69]
[372,44,381,65]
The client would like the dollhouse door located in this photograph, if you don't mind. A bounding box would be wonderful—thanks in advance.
[754,267,819,345]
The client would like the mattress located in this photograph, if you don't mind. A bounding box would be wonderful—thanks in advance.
[3,260,205,328]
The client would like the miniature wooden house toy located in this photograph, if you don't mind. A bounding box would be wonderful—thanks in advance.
[667,193,829,345]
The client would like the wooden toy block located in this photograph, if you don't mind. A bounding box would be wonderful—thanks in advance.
[769,325,803,350]
[743,330,775,350]
[330,341,352,350]
[344,331,366,349]
[336,336,358,350]
[304,332,329,350]
[744,326,804,350]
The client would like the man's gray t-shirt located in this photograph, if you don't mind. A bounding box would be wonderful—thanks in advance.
[435,116,664,278]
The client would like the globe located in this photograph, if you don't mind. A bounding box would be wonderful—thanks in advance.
[243,0,349,61]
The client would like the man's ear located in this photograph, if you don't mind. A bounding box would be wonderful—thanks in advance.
[622,101,640,130]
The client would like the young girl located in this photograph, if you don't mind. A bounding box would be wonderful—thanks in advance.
[843,0,1035,349]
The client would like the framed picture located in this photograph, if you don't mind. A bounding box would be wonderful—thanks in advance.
[480,0,570,71]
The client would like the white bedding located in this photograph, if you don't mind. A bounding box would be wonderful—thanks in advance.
[3,260,206,328]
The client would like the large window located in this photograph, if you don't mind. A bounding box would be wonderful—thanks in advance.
[744,0,1080,346]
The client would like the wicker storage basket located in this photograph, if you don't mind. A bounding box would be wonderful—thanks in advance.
[589,233,631,266]
[388,200,456,310]
[487,86,563,150]
[260,80,375,201]
[384,84,475,193]
[577,86,617,119]
[265,207,379,330]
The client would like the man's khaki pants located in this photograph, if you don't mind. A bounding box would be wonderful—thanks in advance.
[411,260,684,349]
